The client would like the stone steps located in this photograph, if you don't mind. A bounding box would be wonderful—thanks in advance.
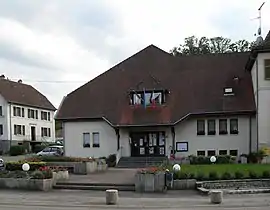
[117,157,168,168]
[54,182,135,191]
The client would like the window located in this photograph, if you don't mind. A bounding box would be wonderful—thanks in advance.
[197,151,205,156]
[13,106,24,117]
[41,127,51,137]
[197,120,205,135]
[207,119,216,135]
[176,142,188,152]
[207,150,216,156]
[0,124,3,135]
[83,133,90,148]
[28,109,38,119]
[230,150,238,156]
[264,59,270,80]
[41,111,51,121]
[92,132,100,147]
[219,150,227,155]
[230,119,238,134]
[0,106,2,116]
[219,119,227,134]
[14,125,25,135]
[130,90,165,106]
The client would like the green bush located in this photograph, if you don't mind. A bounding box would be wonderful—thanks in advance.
[262,171,270,178]
[106,154,116,167]
[235,171,244,179]
[248,171,258,179]
[221,172,232,180]
[208,171,219,180]
[6,161,46,171]
[196,172,207,181]
[26,156,95,163]
[189,155,235,165]
[9,145,25,156]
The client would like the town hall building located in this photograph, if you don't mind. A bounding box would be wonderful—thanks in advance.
[56,31,270,164]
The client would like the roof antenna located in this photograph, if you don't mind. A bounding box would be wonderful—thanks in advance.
[253,2,265,45]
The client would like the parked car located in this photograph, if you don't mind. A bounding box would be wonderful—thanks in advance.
[36,145,64,156]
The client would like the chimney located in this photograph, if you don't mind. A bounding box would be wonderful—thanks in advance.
[0,75,5,79]
[18,79,22,83]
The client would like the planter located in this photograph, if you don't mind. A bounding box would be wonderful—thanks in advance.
[86,161,97,173]
[0,178,53,191]
[135,172,165,192]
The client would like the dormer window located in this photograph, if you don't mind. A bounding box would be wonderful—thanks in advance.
[224,87,234,96]
[130,90,166,106]
[265,59,270,80]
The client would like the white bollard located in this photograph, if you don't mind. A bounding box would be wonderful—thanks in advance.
[106,189,119,205]
[210,190,223,204]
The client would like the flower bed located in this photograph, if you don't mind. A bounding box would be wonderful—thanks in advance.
[5,161,46,171]
[25,156,96,163]
[0,167,53,191]
[135,167,166,192]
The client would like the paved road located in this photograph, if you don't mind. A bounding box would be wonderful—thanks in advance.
[0,190,270,209]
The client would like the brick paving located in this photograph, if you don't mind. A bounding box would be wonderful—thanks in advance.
[63,168,137,184]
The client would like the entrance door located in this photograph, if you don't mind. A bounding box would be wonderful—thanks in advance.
[31,126,36,141]
[130,132,165,157]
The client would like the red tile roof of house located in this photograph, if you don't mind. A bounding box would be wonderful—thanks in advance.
[55,45,256,126]
[0,78,56,111]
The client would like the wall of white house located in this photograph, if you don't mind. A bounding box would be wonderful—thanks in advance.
[9,103,55,143]
[174,116,256,158]
[0,94,8,141]
[64,121,118,158]
[251,52,270,147]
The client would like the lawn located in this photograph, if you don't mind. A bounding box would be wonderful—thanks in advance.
[180,164,269,175]
[168,164,270,179]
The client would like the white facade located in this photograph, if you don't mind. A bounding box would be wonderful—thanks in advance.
[0,95,55,148]
[251,52,270,147]
[63,115,254,159]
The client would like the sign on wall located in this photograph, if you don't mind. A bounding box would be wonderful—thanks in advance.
[176,142,188,152]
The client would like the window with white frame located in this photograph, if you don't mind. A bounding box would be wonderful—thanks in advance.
[13,106,24,117]
[0,106,2,116]
[41,127,51,137]
[264,59,270,80]
[219,119,227,134]
[14,125,25,135]
[92,132,100,147]
[28,109,38,119]
[83,133,90,148]
[230,119,238,134]
[41,111,51,121]
[207,119,216,135]
[197,120,205,135]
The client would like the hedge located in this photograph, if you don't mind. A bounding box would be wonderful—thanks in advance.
[25,156,96,163]
[9,145,25,156]
[6,161,46,171]
[189,155,236,165]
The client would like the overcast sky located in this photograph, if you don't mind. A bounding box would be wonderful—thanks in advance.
[0,0,270,108]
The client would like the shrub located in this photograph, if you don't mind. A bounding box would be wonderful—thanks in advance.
[216,155,235,164]
[106,154,116,167]
[31,171,44,179]
[248,171,258,179]
[6,161,46,171]
[241,150,267,163]
[221,172,232,180]
[0,171,29,178]
[235,171,244,179]
[9,145,25,156]
[262,171,270,178]
[189,155,235,165]
[25,156,95,163]
[208,171,219,180]
[196,172,207,181]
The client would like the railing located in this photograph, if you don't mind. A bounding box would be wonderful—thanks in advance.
[116,146,123,164]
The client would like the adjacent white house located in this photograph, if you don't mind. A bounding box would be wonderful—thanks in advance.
[56,31,270,163]
[0,76,56,153]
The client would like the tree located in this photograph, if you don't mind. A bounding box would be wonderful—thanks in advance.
[170,36,254,56]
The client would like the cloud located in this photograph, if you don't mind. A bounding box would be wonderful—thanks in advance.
[0,0,269,108]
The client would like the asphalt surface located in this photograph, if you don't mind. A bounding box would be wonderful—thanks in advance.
[0,190,270,209]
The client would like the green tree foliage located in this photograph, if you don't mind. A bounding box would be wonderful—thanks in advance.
[170,36,255,56]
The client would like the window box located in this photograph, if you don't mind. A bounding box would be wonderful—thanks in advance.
[197,131,205,135]
[230,130,239,135]
[219,130,228,135]
[208,131,216,135]
[93,144,100,148]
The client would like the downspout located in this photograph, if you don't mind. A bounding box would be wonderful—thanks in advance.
[255,58,259,152]
[9,104,12,150]
[249,116,252,153]
[171,127,175,156]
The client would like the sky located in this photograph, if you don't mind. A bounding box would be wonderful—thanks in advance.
[0,0,270,108]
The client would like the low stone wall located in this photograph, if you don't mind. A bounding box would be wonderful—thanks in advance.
[197,179,270,190]
[47,161,107,175]
[135,172,165,192]
[0,178,53,191]
[173,179,196,190]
